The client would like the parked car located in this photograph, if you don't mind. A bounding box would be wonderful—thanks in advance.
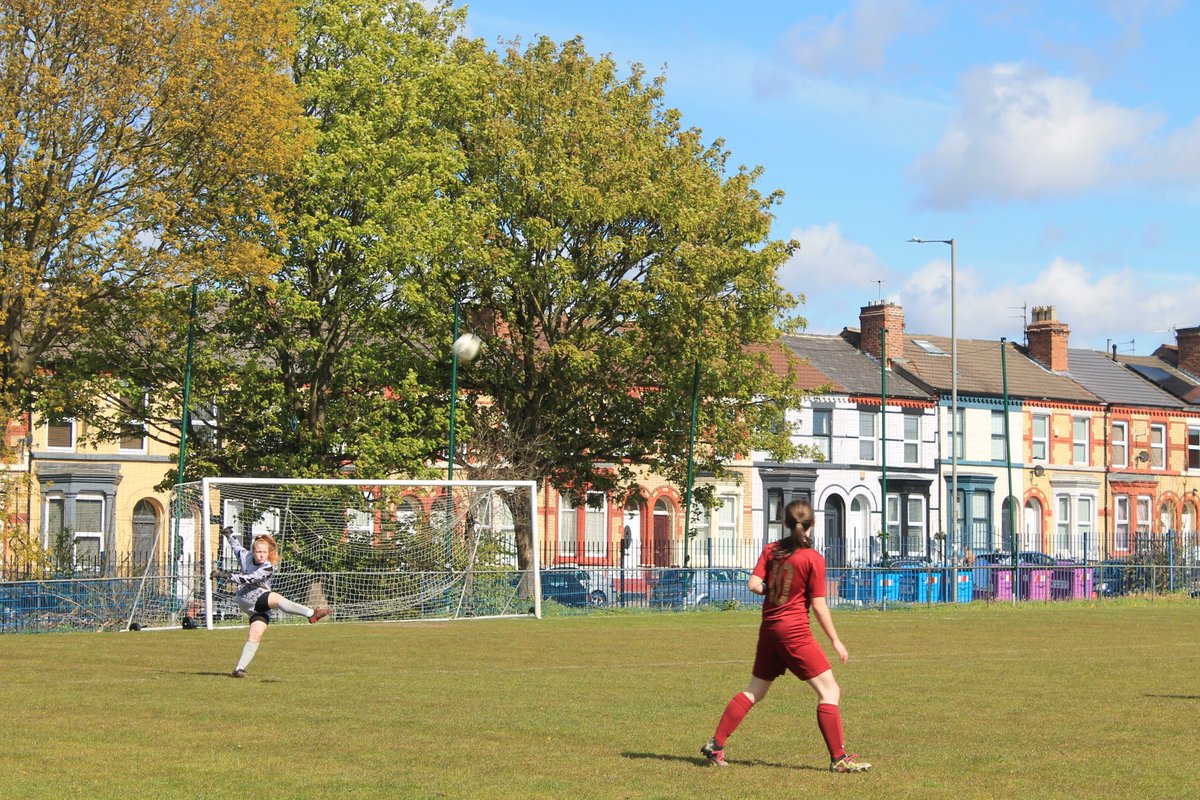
[870,556,932,569]
[529,570,600,607]
[570,568,615,605]
[650,568,763,608]
[1095,558,1150,597]
[972,550,1056,567]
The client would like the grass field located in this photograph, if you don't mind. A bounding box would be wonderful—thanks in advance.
[3,600,1199,799]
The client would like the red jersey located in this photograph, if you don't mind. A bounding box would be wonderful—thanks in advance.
[752,542,827,626]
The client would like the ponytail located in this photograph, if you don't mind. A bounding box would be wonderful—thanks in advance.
[774,499,815,559]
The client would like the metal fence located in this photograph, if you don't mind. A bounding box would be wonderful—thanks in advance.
[4,550,1200,633]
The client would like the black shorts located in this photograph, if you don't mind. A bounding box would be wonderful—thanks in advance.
[248,593,272,626]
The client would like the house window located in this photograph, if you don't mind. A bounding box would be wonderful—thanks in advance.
[1077,497,1094,559]
[396,497,420,536]
[346,506,372,543]
[1189,426,1200,470]
[584,492,607,556]
[119,392,148,452]
[905,496,925,555]
[44,495,105,572]
[858,410,875,461]
[991,410,1006,461]
[1055,495,1071,555]
[903,414,919,464]
[953,408,965,460]
[559,491,606,560]
[1136,496,1152,546]
[968,491,991,552]
[119,422,147,452]
[766,489,784,542]
[557,494,578,558]
[1072,417,1089,465]
[1111,422,1128,468]
[1032,414,1049,461]
[813,409,832,461]
[1150,425,1166,470]
[46,418,76,450]
[706,494,738,561]
[885,495,901,555]
[1114,496,1130,551]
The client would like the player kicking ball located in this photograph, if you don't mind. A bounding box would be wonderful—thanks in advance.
[212,527,331,678]
[700,500,871,773]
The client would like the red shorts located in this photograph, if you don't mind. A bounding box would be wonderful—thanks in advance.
[751,622,831,681]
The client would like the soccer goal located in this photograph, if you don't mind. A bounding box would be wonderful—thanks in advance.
[129,478,541,630]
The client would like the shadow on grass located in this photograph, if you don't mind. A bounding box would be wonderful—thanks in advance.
[1144,694,1200,700]
[621,751,824,771]
[168,670,283,682]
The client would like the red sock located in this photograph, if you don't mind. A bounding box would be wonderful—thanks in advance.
[713,692,755,747]
[816,703,846,761]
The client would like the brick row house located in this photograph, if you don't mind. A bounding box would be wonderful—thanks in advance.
[751,302,1200,568]
[8,303,1200,581]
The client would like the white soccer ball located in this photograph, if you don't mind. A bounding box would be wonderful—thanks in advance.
[452,332,482,363]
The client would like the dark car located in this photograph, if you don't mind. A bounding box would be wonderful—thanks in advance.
[650,568,764,608]
[1095,558,1150,597]
[871,556,932,569]
[535,570,597,607]
[973,550,1056,567]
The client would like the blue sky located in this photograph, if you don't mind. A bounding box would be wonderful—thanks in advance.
[459,0,1200,355]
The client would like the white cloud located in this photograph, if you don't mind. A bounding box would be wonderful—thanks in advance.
[776,0,923,78]
[780,223,895,299]
[910,63,1161,208]
[899,256,1200,350]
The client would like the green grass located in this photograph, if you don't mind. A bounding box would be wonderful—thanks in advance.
[3,600,1199,799]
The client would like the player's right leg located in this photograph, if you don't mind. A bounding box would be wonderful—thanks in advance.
[266,592,331,623]
[702,676,773,766]
[806,669,870,772]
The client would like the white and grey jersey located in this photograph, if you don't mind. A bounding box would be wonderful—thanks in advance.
[224,533,274,613]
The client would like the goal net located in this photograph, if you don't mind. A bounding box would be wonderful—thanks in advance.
[129,478,541,629]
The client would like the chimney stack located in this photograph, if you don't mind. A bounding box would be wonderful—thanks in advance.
[859,301,905,365]
[1026,305,1069,372]
[1177,326,1200,377]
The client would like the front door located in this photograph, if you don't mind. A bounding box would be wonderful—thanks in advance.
[824,495,846,568]
[623,499,643,567]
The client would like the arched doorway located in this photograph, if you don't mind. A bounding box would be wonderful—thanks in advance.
[622,496,643,567]
[824,495,846,568]
[1023,498,1043,552]
[652,498,673,566]
[849,496,870,565]
[132,499,158,572]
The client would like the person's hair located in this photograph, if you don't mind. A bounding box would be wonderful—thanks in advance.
[774,499,815,559]
[253,534,280,565]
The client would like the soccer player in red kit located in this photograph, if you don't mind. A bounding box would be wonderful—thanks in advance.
[700,499,871,773]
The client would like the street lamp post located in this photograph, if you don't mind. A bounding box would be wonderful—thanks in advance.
[909,237,957,562]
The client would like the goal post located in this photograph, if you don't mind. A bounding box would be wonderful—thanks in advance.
[176,478,540,628]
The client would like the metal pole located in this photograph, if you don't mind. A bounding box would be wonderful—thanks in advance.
[448,296,460,481]
[172,283,198,618]
[950,239,958,567]
[682,356,701,568]
[1001,338,1018,606]
[909,238,958,562]
[880,326,888,568]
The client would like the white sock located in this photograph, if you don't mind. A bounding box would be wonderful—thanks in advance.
[274,597,314,618]
[236,641,259,671]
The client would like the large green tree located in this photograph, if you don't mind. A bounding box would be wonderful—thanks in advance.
[40,0,491,481]
[0,0,307,432]
[446,36,806,502]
